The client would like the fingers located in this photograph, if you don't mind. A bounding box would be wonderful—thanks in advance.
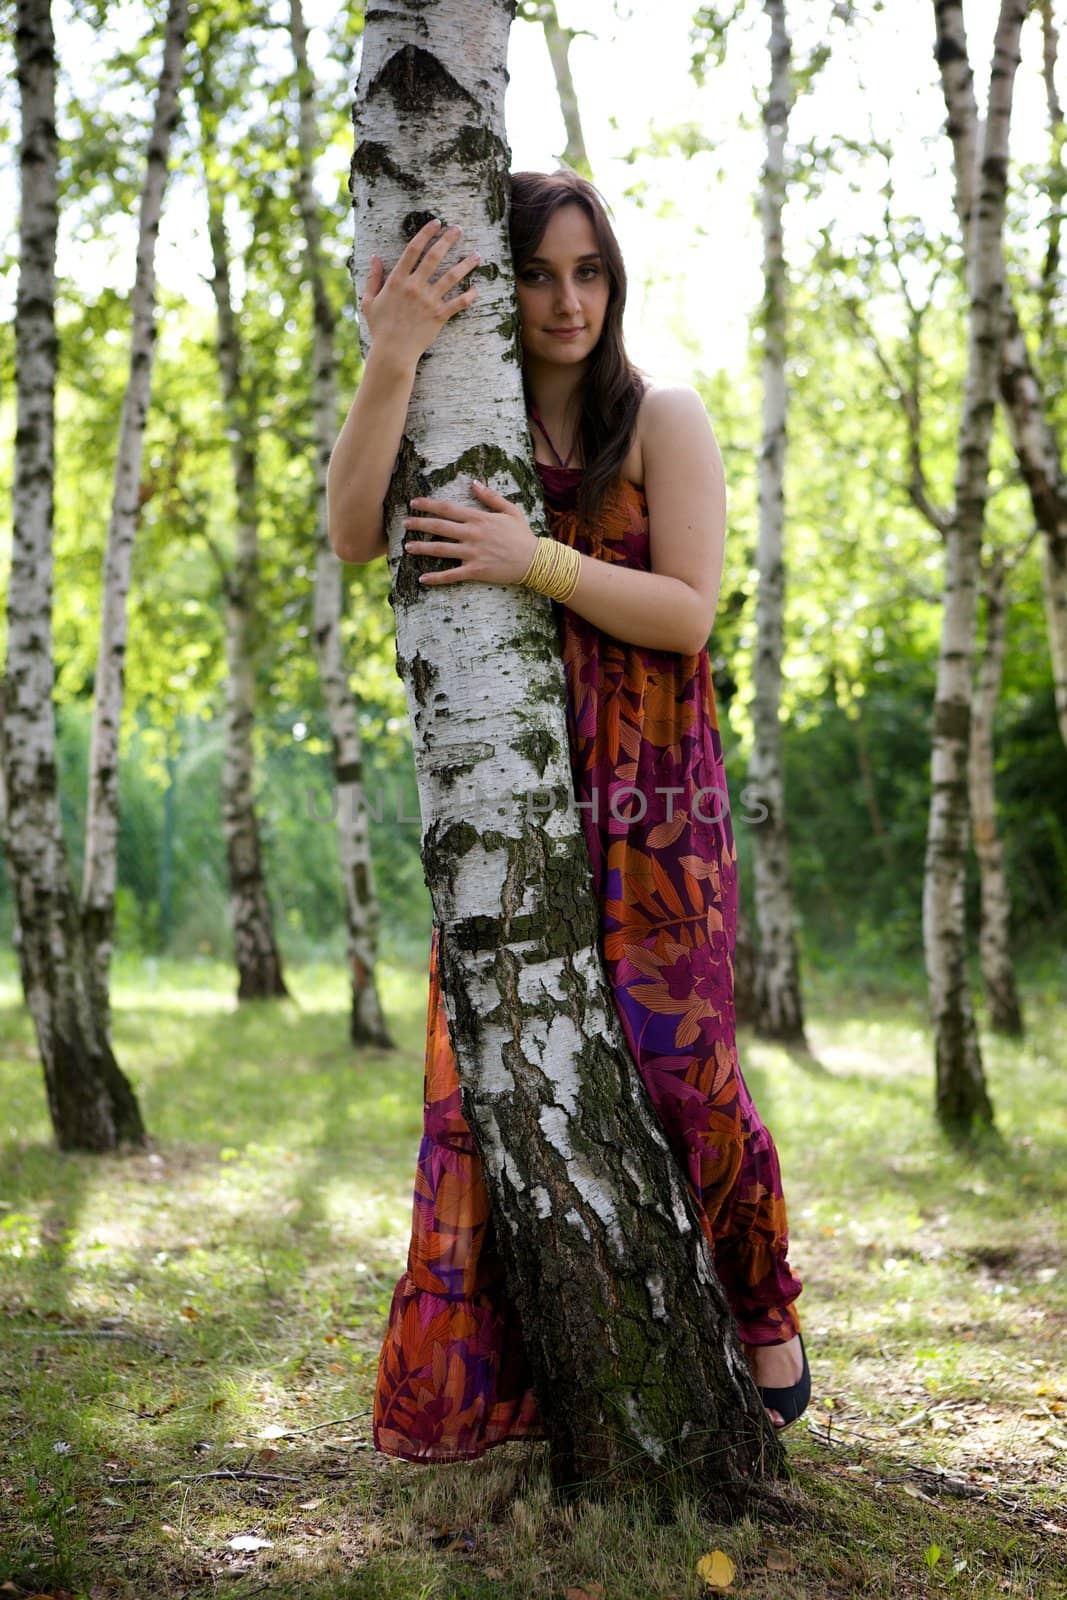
[440,251,482,293]
[470,479,510,508]
[397,216,447,271]
[410,221,465,282]
[360,253,385,307]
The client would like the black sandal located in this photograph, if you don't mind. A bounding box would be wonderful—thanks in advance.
[756,1332,811,1428]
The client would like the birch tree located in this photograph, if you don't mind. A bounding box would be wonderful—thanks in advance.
[518,0,592,177]
[748,0,805,1042]
[4,0,145,1151]
[923,0,1033,1136]
[288,0,392,1047]
[969,548,1026,1036]
[842,213,1027,1044]
[82,0,190,1035]
[935,0,1067,757]
[350,0,784,1501]
[195,61,289,1002]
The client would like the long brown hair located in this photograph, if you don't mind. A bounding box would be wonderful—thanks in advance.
[508,169,647,523]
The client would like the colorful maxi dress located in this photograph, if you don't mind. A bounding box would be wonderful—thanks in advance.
[373,462,804,1463]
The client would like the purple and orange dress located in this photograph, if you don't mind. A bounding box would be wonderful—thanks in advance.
[372,451,804,1463]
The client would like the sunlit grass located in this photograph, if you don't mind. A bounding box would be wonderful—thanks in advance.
[0,950,1064,1598]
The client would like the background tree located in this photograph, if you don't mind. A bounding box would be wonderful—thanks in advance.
[4,0,145,1151]
[922,0,1033,1138]
[288,0,392,1047]
[194,29,289,1002]
[82,0,190,1034]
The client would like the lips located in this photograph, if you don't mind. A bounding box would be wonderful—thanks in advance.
[546,327,584,339]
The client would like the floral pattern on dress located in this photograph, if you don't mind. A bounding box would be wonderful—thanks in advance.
[373,464,803,1463]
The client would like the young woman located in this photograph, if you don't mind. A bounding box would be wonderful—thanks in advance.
[327,170,810,1462]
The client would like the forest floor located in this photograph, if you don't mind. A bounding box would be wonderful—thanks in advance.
[0,951,1064,1600]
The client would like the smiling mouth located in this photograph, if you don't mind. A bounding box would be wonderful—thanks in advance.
[547,326,584,333]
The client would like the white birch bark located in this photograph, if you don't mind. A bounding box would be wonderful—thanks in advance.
[748,0,805,1042]
[4,0,144,1150]
[197,84,289,1002]
[936,0,1067,752]
[289,0,393,1049]
[82,0,190,1035]
[350,0,783,1498]
[923,0,1031,1134]
[968,553,1024,1036]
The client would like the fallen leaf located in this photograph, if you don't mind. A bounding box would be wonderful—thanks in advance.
[565,1586,606,1600]
[765,1545,796,1572]
[179,1305,200,1320]
[298,1497,323,1511]
[696,1550,736,1589]
[227,1533,274,1552]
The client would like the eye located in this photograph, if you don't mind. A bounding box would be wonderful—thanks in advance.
[577,265,601,279]
[520,269,548,283]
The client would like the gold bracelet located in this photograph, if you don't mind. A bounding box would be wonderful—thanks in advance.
[520,537,582,604]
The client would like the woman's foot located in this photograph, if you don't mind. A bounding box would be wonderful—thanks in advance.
[743,1333,809,1428]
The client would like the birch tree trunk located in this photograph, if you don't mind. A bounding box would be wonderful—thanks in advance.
[197,80,289,1003]
[968,553,1024,1036]
[350,0,783,1502]
[4,0,145,1151]
[935,0,1067,754]
[923,0,1031,1137]
[289,0,393,1049]
[748,0,805,1043]
[520,0,592,177]
[82,0,190,1036]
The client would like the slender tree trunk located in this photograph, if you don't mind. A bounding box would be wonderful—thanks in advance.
[733,901,758,1026]
[288,0,392,1048]
[523,0,591,177]
[82,0,190,1035]
[4,0,145,1151]
[924,0,1031,1137]
[936,0,1067,752]
[968,553,1024,1035]
[196,83,288,1002]
[350,0,783,1503]
[749,0,805,1043]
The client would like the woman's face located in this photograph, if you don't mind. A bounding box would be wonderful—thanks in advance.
[515,202,611,369]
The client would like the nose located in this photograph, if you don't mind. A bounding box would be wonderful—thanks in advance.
[554,277,582,316]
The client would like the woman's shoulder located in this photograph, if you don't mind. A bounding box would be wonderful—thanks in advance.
[623,379,715,490]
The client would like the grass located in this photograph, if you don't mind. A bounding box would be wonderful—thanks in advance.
[0,949,1065,1598]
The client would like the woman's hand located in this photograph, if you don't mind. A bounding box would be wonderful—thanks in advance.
[403,481,539,587]
[362,218,481,370]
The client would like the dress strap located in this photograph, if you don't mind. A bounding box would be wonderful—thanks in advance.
[527,403,575,469]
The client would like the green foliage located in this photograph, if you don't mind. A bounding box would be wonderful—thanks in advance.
[0,0,1061,986]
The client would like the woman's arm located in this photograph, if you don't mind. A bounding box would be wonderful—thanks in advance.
[326,219,481,565]
[551,384,726,654]
[404,383,726,655]
[326,345,416,563]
